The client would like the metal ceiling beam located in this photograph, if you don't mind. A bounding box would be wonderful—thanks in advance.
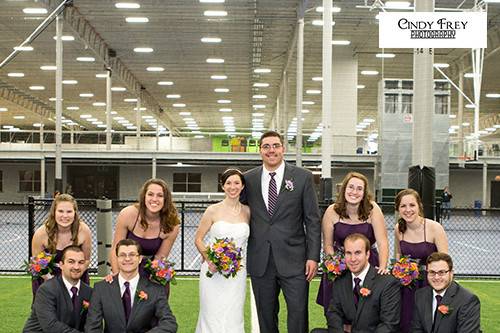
[40,1,177,134]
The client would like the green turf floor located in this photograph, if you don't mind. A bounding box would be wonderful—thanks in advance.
[1,276,497,332]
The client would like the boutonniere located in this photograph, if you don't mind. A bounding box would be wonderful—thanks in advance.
[80,300,90,314]
[359,287,371,297]
[438,304,452,315]
[284,179,294,192]
[137,290,148,302]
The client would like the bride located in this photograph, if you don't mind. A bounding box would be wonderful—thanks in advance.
[194,168,250,333]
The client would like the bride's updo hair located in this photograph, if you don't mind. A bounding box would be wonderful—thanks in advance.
[221,168,245,187]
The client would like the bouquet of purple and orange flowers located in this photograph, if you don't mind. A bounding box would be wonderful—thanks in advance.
[144,257,177,285]
[390,255,422,287]
[205,237,243,278]
[320,251,347,281]
[23,251,56,279]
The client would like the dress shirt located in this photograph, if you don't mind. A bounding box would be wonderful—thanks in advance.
[432,288,448,320]
[261,161,285,210]
[351,264,370,289]
[62,275,81,298]
[118,273,140,307]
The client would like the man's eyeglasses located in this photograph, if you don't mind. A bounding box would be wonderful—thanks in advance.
[428,270,450,277]
[260,143,282,151]
[117,253,139,259]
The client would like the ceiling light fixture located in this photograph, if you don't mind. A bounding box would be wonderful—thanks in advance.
[23,8,48,14]
[376,53,395,58]
[115,3,141,9]
[126,17,149,23]
[13,46,33,51]
[147,66,165,72]
[331,40,351,45]
[434,63,450,68]
[166,94,181,99]
[40,65,57,70]
[206,58,224,63]
[254,68,271,74]
[173,103,186,107]
[253,83,270,87]
[204,10,228,17]
[158,81,174,86]
[111,87,127,92]
[29,85,45,90]
[76,57,95,62]
[315,6,341,13]
[361,70,379,75]
[93,102,106,106]
[7,72,25,77]
[201,37,222,43]
[62,80,78,85]
[219,108,232,112]
[211,75,227,80]
[214,88,229,92]
[357,84,366,89]
[134,47,153,53]
[53,35,75,41]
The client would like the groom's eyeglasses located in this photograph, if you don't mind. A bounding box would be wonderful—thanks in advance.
[427,270,450,277]
[117,252,139,259]
[260,143,282,151]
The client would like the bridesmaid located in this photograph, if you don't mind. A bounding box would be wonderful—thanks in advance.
[394,188,448,333]
[31,194,92,298]
[316,172,389,312]
[110,178,180,297]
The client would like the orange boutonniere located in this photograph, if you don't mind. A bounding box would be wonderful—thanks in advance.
[137,290,148,301]
[80,300,90,314]
[438,304,452,315]
[359,287,371,297]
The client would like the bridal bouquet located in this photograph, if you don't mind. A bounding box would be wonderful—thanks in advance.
[205,237,243,278]
[320,252,347,281]
[390,255,422,287]
[144,257,177,285]
[23,250,56,279]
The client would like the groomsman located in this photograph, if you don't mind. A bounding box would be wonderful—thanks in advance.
[410,252,481,333]
[85,239,177,333]
[23,245,92,333]
[325,233,400,333]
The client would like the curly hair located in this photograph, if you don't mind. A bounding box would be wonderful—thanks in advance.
[136,178,180,234]
[334,172,374,221]
[395,188,424,234]
[44,194,81,253]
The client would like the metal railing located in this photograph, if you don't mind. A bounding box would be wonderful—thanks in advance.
[0,198,498,278]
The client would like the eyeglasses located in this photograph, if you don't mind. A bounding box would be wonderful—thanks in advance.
[428,270,450,277]
[346,184,364,192]
[117,253,139,259]
[260,143,282,151]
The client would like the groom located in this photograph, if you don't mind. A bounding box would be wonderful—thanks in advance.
[243,130,321,333]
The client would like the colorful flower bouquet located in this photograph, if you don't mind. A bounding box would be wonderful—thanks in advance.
[320,252,347,281]
[205,237,243,278]
[144,258,177,285]
[23,251,56,279]
[390,255,422,287]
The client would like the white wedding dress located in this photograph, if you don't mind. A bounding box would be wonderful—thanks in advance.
[195,221,250,333]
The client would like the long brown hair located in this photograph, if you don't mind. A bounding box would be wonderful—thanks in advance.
[44,194,81,253]
[334,172,373,221]
[395,188,424,234]
[136,178,180,234]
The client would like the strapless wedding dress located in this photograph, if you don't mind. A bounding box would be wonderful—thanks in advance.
[195,221,250,333]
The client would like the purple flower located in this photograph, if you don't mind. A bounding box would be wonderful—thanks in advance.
[284,179,294,192]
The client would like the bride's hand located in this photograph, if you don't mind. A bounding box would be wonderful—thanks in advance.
[207,262,218,274]
[103,273,116,283]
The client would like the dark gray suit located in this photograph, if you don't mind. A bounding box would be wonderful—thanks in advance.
[410,281,481,333]
[243,162,321,333]
[326,265,401,333]
[23,275,92,333]
[85,276,177,333]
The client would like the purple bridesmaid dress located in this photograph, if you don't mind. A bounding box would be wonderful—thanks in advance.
[398,220,437,333]
[316,220,380,312]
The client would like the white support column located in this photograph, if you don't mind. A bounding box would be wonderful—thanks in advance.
[457,70,464,156]
[136,98,141,150]
[295,18,304,166]
[283,71,289,150]
[322,0,333,179]
[55,15,63,193]
[152,156,157,179]
[483,161,488,209]
[40,122,45,197]
[412,0,435,167]
[106,69,112,150]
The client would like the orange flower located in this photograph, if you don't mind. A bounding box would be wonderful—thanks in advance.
[359,287,371,297]
[137,290,148,301]
[438,304,450,315]
[82,300,90,310]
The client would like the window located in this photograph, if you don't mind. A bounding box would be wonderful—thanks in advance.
[435,95,448,115]
[384,94,398,114]
[19,170,46,192]
[173,173,202,192]
[401,94,412,114]
[402,80,413,90]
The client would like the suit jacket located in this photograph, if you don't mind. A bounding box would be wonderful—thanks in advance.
[243,162,321,277]
[326,265,401,333]
[85,275,177,333]
[410,281,481,333]
[23,275,93,333]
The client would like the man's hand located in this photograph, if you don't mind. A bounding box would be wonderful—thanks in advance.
[305,260,318,282]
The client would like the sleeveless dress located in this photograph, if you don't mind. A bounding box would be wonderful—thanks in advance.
[196,221,250,333]
[31,248,90,299]
[399,219,438,333]
[316,220,380,311]
[126,218,171,297]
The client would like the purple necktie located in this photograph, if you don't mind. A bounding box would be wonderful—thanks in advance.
[268,172,277,216]
[70,286,78,310]
[434,295,443,320]
[122,281,131,322]
[353,277,361,307]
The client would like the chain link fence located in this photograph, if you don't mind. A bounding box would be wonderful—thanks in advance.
[0,198,498,278]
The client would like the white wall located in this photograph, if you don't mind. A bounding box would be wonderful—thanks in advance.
[449,168,498,208]
[0,162,55,201]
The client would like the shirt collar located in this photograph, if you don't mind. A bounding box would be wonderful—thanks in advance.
[352,263,370,286]
[118,272,140,288]
[263,161,285,177]
[62,275,81,296]
[433,288,447,299]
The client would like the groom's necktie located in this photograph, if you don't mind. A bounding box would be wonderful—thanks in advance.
[70,286,78,310]
[268,172,278,216]
[353,277,361,307]
[122,281,132,322]
[431,294,443,332]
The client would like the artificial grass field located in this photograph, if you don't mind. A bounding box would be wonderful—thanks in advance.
[1,276,498,332]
